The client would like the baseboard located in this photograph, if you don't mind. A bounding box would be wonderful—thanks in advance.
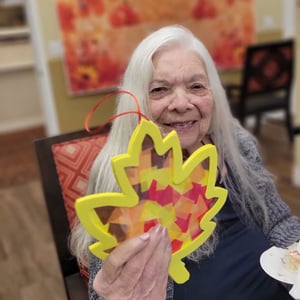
[0,115,44,133]
[292,165,300,187]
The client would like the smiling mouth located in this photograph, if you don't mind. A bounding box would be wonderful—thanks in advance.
[164,120,197,129]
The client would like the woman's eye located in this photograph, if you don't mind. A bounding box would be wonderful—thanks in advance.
[191,83,210,96]
[150,87,167,94]
[192,83,206,90]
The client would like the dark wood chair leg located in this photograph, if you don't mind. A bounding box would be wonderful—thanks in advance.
[254,113,261,135]
[294,127,300,135]
[285,110,294,142]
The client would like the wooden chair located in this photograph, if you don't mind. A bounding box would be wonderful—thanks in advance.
[294,127,300,136]
[34,125,109,300]
[225,39,295,141]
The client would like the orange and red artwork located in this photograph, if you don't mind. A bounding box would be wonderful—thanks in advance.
[55,0,255,95]
[75,119,227,283]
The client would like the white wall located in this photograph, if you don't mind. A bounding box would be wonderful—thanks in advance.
[0,29,43,133]
[0,0,59,134]
[24,0,60,136]
[255,0,283,32]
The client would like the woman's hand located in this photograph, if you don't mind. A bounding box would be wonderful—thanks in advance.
[93,224,172,300]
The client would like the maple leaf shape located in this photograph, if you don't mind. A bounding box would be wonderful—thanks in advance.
[75,119,227,283]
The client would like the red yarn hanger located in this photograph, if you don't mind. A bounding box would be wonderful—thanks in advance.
[85,89,150,134]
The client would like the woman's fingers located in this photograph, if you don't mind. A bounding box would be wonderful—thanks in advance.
[133,226,172,298]
[93,225,172,300]
[117,225,166,292]
[104,231,151,283]
[93,231,150,294]
[115,225,163,292]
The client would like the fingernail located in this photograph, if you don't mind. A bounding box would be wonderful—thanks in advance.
[162,227,169,237]
[139,232,150,241]
[154,224,162,234]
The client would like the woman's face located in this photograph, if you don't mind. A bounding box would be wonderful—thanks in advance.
[149,46,214,153]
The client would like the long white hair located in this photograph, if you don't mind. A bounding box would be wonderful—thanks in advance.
[70,25,268,264]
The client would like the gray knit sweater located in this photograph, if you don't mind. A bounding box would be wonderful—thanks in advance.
[88,127,300,300]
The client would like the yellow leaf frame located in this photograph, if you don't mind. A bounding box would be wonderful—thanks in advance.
[75,118,227,283]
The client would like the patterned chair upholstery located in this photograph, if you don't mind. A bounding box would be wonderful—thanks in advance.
[34,126,109,300]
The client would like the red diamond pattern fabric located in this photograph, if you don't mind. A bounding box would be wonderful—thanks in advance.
[51,133,108,284]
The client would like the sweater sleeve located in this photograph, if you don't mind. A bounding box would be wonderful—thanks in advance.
[237,128,300,248]
[88,253,103,300]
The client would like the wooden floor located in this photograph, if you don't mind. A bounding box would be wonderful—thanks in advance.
[256,119,300,216]
[0,120,299,300]
[0,127,67,300]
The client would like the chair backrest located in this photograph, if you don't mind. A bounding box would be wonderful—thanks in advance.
[234,38,295,140]
[241,38,294,99]
[34,125,109,299]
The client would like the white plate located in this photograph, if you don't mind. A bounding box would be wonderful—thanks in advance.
[260,246,297,284]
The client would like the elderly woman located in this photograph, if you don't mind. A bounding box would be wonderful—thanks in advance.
[70,25,300,300]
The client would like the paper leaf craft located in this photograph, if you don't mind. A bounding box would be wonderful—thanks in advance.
[75,119,228,283]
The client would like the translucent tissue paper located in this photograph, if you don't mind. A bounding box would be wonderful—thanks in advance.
[75,119,228,283]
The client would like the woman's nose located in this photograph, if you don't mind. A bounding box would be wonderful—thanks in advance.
[168,89,192,112]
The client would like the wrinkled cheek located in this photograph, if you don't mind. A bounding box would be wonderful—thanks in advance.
[200,98,214,115]
[200,116,212,131]
[199,101,214,127]
[149,102,160,121]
